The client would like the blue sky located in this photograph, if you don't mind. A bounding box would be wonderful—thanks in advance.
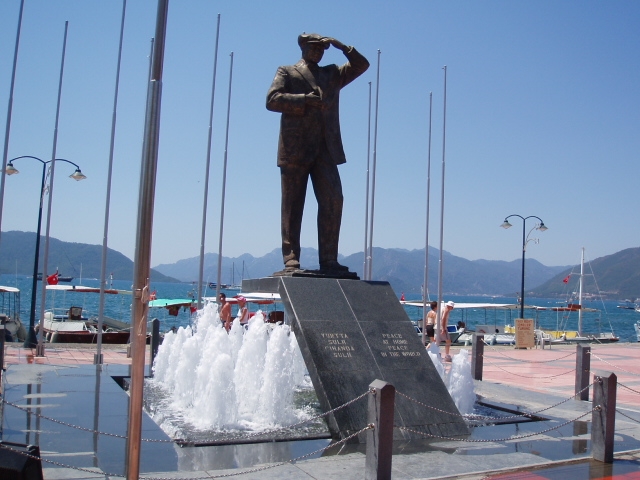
[0,0,638,271]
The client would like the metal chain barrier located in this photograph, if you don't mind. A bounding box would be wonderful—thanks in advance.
[589,352,640,377]
[1,423,375,480]
[3,389,371,446]
[616,409,640,424]
[397,382,594,422]
[0,443,126,478]
[618,382,640,396]
[194,424,374,480]
[2,398,170,443]
[396,391,464,418]
[482,356,576,379]
[482,342,576,363]
[396,407,599,443]
[176,389,372,446]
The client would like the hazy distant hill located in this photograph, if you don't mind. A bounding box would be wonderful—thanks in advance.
[0,231,178,283]
[5,230,636,298]
[154,246,569,296]
[531,247,640,299]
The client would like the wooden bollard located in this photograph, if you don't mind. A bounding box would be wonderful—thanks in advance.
[592,371,617,463]
[150,318,160,377]
[575,344,591,401]
[471,334,484,381]
[365,379,394,480]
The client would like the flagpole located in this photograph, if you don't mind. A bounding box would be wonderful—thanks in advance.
[0,0,25,249]
[197,13,221,310]
[367,49,381,280]
[36,21,70,357]
[435,66,447,342]
[96,0,127,365]
[422,91,433,346]
[126,0,168,476]
[362,81,372,279]
[215,52,235,304]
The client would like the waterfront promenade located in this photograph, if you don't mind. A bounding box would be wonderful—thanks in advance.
[2,341,640,479]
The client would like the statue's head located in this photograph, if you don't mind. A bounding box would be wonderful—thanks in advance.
[298,33,329,64]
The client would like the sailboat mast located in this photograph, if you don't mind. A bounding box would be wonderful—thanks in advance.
[578,247,584,336]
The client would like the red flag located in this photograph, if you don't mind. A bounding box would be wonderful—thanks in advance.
[46,271,59,285]
[562,275,571,284]
[190,306,197,314]
[149,290,157,300]
[400,293,405,301]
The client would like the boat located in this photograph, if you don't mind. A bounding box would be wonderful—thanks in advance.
[38,284,133,344]
[617,300,637,310]
[538,248,618,344]
[37,272,74,282]
[0,285,27,342]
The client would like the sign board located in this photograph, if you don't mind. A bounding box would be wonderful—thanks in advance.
[515,318,535,348]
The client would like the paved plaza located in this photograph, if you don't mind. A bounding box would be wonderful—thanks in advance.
[1,341,639,479]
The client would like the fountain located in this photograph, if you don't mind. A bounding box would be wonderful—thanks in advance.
[148,302,321,442]
[147,302,477,443]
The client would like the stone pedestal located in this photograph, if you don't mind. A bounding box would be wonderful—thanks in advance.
[243,277,469,442]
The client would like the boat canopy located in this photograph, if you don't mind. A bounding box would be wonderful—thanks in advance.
[148,298,195,308]
[401,301,536,310]
[46,284,131,295]
[0,286,20,293]
[202,292,281,305]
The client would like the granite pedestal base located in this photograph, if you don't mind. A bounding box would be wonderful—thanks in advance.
[242,277,469,442]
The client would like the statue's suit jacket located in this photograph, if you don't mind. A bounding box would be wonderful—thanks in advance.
[266,48,369,167]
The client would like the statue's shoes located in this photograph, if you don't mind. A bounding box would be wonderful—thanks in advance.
[320,261,350,272]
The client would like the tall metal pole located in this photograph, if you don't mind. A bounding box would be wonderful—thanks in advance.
[435,66,447,337]
[36,21,69,357]
[362,81,372,280]
[197,13,221,309]
[519,220,526,320]
[421,92,433,346]
[96,0,127,365]
[0,0,25,249]
[367,50,381,280]
[126,0,168,477]
[578,247,584,336]
[25,162,47,348]
[215,52,235,304]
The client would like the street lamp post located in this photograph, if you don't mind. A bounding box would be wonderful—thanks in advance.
[5,155,86,347]
[501,215,548,319]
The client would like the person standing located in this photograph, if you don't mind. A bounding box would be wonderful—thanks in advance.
[219,292,232,331]
[425,301,438,346]
[266,33,369,273]
[441,301,455,361]
[235,295,249,329]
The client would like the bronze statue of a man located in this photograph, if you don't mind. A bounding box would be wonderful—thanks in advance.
[266,33,369,273]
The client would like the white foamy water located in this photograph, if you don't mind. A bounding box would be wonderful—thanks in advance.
[428,347,476,415]
[150,302,310,433]
[150,304,477,439]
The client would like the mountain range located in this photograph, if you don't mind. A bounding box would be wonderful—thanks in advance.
[0,230,177,283]
[2,230,638,299]
[153,246,570,296]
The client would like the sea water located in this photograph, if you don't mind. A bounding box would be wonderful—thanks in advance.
[2,275,637,342]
